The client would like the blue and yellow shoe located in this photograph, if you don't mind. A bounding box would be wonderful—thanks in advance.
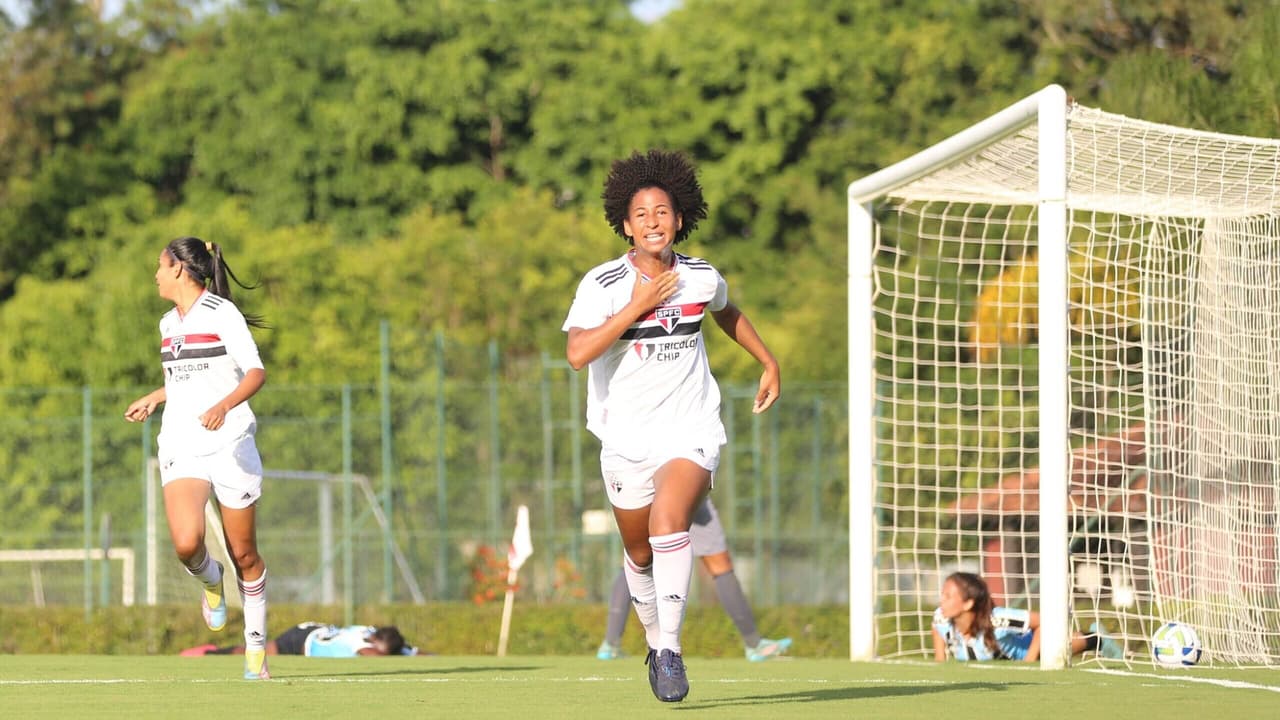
[244,648,271,680]
[201,561,227,632]
[596,641,623,660]
[746,637,792,662]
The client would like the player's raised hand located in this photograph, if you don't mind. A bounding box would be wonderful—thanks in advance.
[631,270,679,312]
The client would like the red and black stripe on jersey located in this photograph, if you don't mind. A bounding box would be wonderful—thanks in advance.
[161,333,228,362]
[621,302,708,340]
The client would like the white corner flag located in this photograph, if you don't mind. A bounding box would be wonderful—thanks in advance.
[497,505,532,657]
[508,505,533,572]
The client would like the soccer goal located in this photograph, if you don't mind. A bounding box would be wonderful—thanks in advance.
[848,84,1280,668]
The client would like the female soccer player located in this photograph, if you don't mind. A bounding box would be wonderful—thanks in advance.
[932,571,1124,662]
[124,237,272,680]
[595,497,792,662]
[182,622,420,658]
[563,149,780,702]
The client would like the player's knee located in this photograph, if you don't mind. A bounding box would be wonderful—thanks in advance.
[171,536,205,561]
[625,545,654,568]
[229,547,262,573]
[648,512,689,537]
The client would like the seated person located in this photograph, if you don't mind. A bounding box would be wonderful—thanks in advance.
[182,622,419,657]
[932,571,1123,661]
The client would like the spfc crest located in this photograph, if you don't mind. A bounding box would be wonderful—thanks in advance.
[169,335,185,358]
[655,306,682,333]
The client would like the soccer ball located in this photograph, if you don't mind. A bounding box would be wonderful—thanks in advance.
[1151,622,1202,667]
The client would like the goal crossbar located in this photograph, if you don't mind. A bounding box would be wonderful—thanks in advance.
[0,547,135,606]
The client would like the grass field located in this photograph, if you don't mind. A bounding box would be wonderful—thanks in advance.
[2,655,1278,719]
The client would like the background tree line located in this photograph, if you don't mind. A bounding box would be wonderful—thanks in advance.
[2,0,1279,574]
[2,0,1275,392]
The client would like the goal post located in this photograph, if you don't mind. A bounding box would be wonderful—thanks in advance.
[848,84,1280,668]
[0,548,136,606]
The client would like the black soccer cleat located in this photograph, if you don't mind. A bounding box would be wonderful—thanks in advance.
[650,648,689,702]
[645,648,659,699]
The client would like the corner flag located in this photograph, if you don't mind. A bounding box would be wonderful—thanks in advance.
[508,504,533,572]
[498,505,532,656]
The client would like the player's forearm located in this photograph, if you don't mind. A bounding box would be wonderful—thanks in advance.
[218,367,266,413]
[1025,630,1042,662]
[716,305,778,371]
[565,304,647,370]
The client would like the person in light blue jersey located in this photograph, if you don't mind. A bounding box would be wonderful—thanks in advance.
[182,622,419,657]
[932,571,1124,662]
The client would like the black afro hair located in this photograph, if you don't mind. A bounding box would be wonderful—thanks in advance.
[602,149,708,245]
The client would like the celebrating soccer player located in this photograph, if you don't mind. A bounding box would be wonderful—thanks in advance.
[562,149,780,703]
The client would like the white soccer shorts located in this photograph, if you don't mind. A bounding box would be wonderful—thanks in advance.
[599,443,721,511]
[159,432,264,509]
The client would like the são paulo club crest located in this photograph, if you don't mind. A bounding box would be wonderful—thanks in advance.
[170,335,185,358]
[655,306,682,333]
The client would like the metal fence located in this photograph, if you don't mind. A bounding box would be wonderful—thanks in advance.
[0,325,850,614]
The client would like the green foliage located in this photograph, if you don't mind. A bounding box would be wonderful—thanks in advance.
[3,0,1280,587]
[0,602,851,656]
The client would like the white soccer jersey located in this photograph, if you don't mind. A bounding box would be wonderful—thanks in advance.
[157,291,264,456]
[562,251,729,455]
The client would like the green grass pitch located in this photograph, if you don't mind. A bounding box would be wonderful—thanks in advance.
[2,655,1277,719]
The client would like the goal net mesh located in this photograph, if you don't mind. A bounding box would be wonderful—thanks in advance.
[871,104,1280,665]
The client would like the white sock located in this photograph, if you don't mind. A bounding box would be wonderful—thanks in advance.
[623,552,660,650]
[184,550,222,590]
[650,531,692,654]
[239,570,268,650]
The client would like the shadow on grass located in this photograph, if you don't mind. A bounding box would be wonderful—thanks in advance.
[675,681,1032,710]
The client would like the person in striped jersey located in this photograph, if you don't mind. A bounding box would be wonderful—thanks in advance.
[125,236,272,680]
[563,149,780,703]
[932,571,1125,662]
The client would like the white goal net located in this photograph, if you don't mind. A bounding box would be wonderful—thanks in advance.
[848,85,1280,667]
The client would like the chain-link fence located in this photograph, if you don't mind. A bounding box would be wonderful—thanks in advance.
[0,325,849,613]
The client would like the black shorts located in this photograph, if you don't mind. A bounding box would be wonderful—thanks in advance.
[274,622,324,655]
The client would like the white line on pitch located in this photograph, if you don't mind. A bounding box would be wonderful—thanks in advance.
[1085,668,1280,694]
[0,675,934,687]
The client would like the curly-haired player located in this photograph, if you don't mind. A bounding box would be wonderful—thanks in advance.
[562,149,780,703]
